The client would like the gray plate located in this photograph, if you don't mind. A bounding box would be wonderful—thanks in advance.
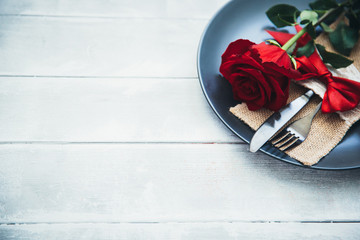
[197,0,360,170]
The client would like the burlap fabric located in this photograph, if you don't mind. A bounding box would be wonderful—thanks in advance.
[230,31,360,166]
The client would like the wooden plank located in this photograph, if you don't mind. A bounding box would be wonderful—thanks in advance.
[0,0,228,19]
[0,143,359,222]
[0,16,206,77]
[0,77,239,142]
[0,222,359,240]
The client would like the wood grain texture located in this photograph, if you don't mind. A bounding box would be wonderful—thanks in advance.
[0,223,359,240]
[0,0,358,238]
[0,77,239,142]
[0,144,359,223]
[0,0,228,19]
[0,16,205,77]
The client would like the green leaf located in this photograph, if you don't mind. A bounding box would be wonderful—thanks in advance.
[323,7,344,25]
[320,22,334,33]
[309,0,342,25]
[316,44,353,69]
[297,41,315,57]
[300,10,318,25]
[266,4,300,28]
[305,23,316,39]
[329,21,359,56]
[309,0,338,11]
[347,7,360,29]
[345,0,360,29]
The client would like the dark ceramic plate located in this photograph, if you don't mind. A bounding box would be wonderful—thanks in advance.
[197,0,360,170]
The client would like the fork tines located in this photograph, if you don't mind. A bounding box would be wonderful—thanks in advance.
[272,130,301,151]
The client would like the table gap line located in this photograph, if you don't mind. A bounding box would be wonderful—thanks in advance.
[1,220,359,225]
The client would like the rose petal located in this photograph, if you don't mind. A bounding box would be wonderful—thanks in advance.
[219,39,295,111]
[266,30,293,46]
[221,39,255,63]
[266,75,289,111]
[250,42,292,69]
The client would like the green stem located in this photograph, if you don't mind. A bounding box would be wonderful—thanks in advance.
[314,6,340,28]
[281,27,307,51]
[281,0,350,51]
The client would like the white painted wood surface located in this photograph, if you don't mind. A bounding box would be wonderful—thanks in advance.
[0,17,205,77]
[0,223,360,240]
[0,0,226,19]
[0,0,359,239]
[1,144,360,223]
[0,77,238,142]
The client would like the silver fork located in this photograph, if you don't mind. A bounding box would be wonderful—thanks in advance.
[272,102,322,151]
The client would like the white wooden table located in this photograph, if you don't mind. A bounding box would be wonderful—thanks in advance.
[0,0,359,239]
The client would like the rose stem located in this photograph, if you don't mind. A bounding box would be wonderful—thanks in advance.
[281,0,351,51]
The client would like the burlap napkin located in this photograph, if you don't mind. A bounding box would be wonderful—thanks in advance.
[229,32,360,166]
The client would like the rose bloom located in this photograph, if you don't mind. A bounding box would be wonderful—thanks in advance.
[220,39,300,111]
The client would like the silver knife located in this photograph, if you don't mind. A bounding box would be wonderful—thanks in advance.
[249,89,315,152]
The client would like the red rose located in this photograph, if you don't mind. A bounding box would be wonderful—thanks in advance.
[220,39,300,111]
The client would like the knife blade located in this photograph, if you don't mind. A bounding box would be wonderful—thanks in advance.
[249,89,315,153]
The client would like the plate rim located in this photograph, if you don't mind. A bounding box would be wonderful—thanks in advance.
[196,0,360,170]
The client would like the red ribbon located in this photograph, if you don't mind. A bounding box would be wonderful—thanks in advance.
[296,54,360,113]
[266,28,360,113]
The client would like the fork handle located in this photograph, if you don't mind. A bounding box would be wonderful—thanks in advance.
[307,102,322,121]
[287,101,322,141]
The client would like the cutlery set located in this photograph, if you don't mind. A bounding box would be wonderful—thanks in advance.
[250,89,321,153]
